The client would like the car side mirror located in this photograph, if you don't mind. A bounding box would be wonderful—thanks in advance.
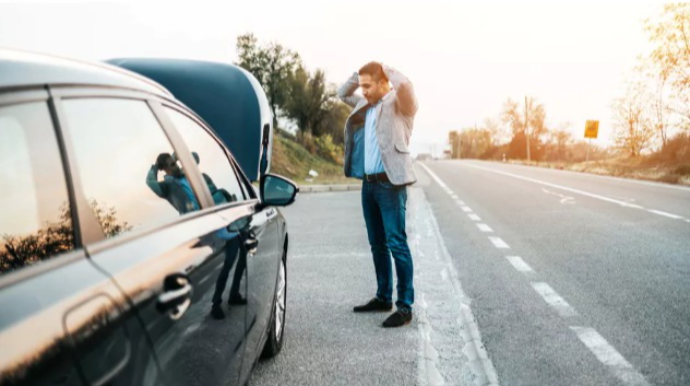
[260,174,298,207]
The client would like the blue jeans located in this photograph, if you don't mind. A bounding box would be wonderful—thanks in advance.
[361,179,414,311]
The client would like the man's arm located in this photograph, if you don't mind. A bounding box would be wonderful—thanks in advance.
[383,65,418,118]
[146,165,166,198]
[337,72,364,108]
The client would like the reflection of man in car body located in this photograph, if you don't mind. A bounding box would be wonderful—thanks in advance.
[147,151,245,319]
[210,217,250,320]
[338,62,418,328]
[146,153,199,214]
[187,152,246,320]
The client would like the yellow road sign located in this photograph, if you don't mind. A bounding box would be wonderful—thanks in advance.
[585,120,599,139]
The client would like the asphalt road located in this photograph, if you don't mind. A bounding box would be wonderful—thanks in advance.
[419,160,690,386]
[249,160,690,386]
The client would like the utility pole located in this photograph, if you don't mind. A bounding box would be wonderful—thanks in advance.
[525,96,531,162]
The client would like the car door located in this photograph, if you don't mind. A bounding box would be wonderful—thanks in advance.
[55,93,249,386]
[160,106,281,381]
[236,200,281,379]
[0,93,156,386]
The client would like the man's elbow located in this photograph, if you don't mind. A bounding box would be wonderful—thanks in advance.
[336,86,350,101]
[398,86,418,116]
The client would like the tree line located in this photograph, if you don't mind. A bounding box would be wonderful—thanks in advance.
[449,4,690,165]
[448,97,604,163]
[235,33,349,164]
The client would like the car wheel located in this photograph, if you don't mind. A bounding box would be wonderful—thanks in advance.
[261,252,286,358]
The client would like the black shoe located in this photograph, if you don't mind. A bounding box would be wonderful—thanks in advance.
[210,304,225,320]
[353,297,393,313]
[228,295,247,306]
[382,308,413,327]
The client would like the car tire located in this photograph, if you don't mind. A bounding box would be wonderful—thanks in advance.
[261,251,286,358]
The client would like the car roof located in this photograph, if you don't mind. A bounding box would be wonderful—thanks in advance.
[0,48,171,97]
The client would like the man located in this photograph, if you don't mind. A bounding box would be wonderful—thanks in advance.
[146,153,199,215]
[338,62,418,328]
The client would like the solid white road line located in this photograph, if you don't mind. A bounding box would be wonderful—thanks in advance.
[477,223,493,232]
[531,282,578,317]
[462,163,651,210]
[468,214,481,221]
[570,327,650,386]
[419,162,451,190]
[506,256,534,272]
[647,209,684,220]
[488,237,510,249]
[451,194,459,199]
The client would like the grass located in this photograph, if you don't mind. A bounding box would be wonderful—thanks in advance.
[270,133,360,186]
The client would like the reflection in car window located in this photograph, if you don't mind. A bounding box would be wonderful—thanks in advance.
[0,102,75,276]
[62,98,200,238]
[164,107,246,205]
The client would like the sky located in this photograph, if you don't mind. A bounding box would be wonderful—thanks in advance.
[0,1,663,156]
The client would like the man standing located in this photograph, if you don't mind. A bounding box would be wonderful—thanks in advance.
[338,62,418,328]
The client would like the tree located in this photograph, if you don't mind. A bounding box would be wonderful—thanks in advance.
[235,33,301,128]
[1,201,131,275]
[634,59,673,150]
[284,66,349,143]
[612,81,655,157]
[501,96,548,160]
[544,123,574,161]
[645,3,690,128]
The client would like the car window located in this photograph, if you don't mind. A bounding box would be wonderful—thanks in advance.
[62,98,200,239]
[164,107,246,205]
[0,102,75,276]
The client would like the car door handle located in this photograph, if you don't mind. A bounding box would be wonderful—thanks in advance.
[156,274,192,320]
[245,238,259,255]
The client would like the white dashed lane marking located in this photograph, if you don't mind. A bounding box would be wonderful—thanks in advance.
[419,162,655,385]
[531,282,578,317]
[571,327,651,386]
[506,256,534,272]
[477,223,493,232]
[488,236,510,249]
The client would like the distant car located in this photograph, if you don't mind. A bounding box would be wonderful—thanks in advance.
[416,153,433,161]
[0,49,296,386]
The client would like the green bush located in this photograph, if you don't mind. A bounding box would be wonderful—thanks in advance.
[315,134,344,165]
[296,131,317,154]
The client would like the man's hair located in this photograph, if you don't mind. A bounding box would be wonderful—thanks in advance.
[358,62,388,83]
[156,153,174,170]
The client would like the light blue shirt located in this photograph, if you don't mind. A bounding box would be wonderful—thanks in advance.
[364,101,386,175]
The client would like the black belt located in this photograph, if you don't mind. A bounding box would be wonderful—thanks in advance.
[365,172,389,183]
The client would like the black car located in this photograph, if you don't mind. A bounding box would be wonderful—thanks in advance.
[0,49,297,386]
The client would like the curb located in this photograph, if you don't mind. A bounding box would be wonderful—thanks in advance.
[299,184,361,193]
